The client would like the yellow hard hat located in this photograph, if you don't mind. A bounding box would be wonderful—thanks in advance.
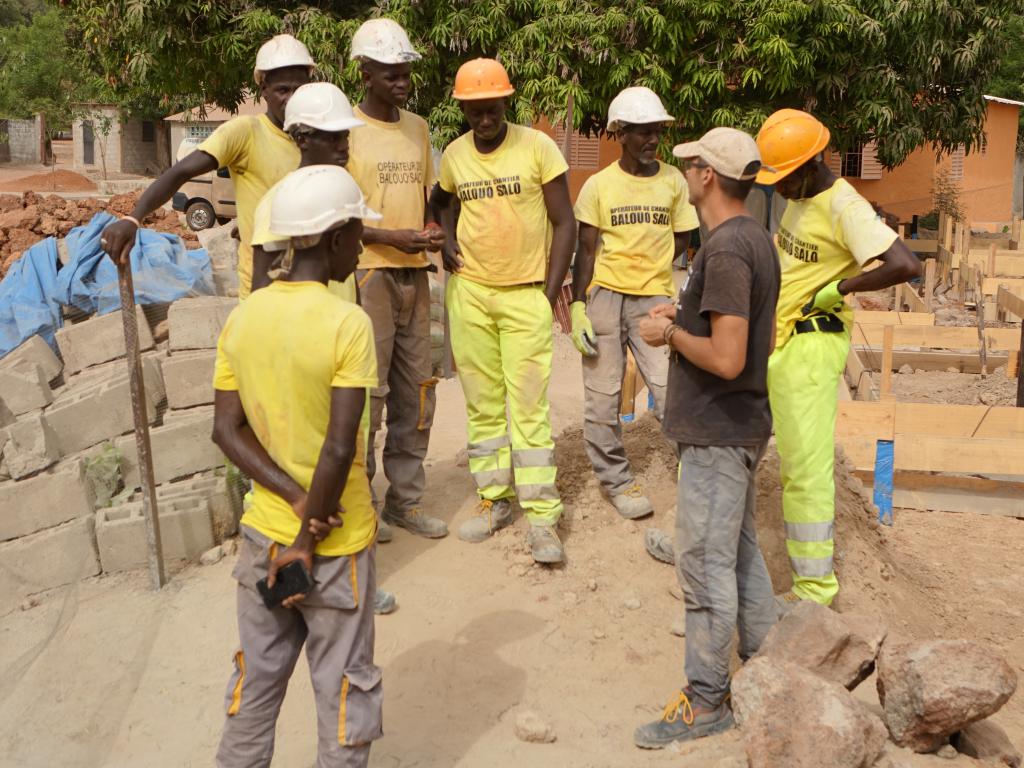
[452,58,515,101]
[755,109,830,184]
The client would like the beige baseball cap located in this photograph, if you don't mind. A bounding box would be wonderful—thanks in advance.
[672,126,762,180]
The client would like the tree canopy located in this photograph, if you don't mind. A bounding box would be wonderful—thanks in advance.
[60,0,1024,165]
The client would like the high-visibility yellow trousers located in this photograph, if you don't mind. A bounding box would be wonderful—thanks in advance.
[446,274,562,525]
[766,328,849,606]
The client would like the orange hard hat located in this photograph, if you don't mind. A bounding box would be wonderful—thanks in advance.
[755,109,830,184]
[452,58,515,100]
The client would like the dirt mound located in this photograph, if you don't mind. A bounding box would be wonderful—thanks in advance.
[0,169,96,193]
[0,190,197,278]
[553,415,943,633]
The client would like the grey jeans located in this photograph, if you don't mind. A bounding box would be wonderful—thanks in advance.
[216,526,381,768]
[582,286,670,493]
[675,442,776,708]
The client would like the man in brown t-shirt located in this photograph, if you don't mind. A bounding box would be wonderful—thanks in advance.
[634,127,780,749]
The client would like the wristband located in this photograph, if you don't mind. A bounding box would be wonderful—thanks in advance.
[663,323,682,346]
[121,215,141,228]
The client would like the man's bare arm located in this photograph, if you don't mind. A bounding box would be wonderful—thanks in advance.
[541,173,576,306]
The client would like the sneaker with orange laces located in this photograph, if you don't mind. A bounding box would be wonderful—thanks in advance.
[633,687,734,749]
[457,498,513,543]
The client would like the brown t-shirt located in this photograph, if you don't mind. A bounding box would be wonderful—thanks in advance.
[662,215,780,446]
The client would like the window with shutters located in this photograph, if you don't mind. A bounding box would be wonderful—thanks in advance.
[840,142,863,178]
[833,141,883,180]
[552,123,600,170]
[186,125,215,140]
[950,145,965,180]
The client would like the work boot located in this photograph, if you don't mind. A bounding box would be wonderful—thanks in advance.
[376,518,393,544]
[382,505,449,539]
[644,528,675,565]
[528,524,564,564]
[458,498,513,543]
[611,485,654,519]
[775,590,802,619]
[374,589,397,615]
[634,688,734,749]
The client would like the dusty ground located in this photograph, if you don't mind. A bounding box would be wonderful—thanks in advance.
[1,334,1022,768]
[891,367,1019,405]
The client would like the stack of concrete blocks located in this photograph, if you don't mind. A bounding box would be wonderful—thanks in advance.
[0,296,238,609]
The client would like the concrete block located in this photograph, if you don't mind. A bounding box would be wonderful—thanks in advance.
[163,350,216,409]
[0,334,62,382]
[1,411,60,479]
[125,470,242,542]
[0,364,53,415]
[0,517,100,612]
[116,407,223,488]
[0,458,95,542]
[168,297,237,351]
[60,351,166,402]
[45,356,162,455]
[55,307,154,374]
[95,496,214,572]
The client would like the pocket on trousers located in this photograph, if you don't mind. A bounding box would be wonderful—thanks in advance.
[231,528,273,590]
[339,665,384,745]
[303,553,360,610]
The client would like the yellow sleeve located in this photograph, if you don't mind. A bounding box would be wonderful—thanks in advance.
[833,184,898,266]
[672,173,700,232]
[212,325,238,391]
[438,146,456,194]
[333,310,379,389]
[573,176,601,227]
[535,131,570,184]
[197,117,253,173]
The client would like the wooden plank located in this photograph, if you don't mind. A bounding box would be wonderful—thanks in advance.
[964,251,1024,276]
[1008,350,1020,378]
[837,401,1024,440]
[838,434,1024,475]
[996,285,1024,321]
[850,323,1021,352]
[880,325,894,400]
[924,260,935,312]
[844,344,875,400]
[853,310,934,326]
[854,470,1024,517]
[900,238,938,254]
[982,276,1024,296]
[895,283,928,313]
[853,348,1009,373]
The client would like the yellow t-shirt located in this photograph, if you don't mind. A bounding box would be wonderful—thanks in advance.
[775,178,898,347]
[198,114,299,300]
[438,124,569,286]
[347,107,435,269]
[574,160,699,297]
[250,180,357,303]
[212,281,378,556]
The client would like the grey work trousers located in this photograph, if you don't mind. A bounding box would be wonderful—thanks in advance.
[216,526,381,768]
[357,267,437,513]
[675,442,777,708]
[582,286,671,493]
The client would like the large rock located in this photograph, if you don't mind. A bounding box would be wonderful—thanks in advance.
[756,601,887,690]
[732,656,888,768]
[952,719,1022,767]
[877,639,1018,753]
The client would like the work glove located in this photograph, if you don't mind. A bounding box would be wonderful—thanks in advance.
[802,279,845,316]
[570,301,598,357]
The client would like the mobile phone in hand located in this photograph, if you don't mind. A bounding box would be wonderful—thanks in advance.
[256,560,314,609]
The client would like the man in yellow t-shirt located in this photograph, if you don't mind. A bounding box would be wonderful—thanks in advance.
[429,58,575,564]
[249,82,362,304]
[100,35,314,300]
[345,18,448,542]
[755,109,920,608]
[212,165,384,768]
[571,87,698,519]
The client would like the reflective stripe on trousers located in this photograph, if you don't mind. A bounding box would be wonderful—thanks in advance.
[767,328,849,606]
[446,274,562,524]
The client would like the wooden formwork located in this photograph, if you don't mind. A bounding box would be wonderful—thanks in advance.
[835,400,1024,517]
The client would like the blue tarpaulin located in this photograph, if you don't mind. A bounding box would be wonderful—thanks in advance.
[0,212,215,358]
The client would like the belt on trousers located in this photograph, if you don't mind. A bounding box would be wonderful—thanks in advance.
[794,313,844,334]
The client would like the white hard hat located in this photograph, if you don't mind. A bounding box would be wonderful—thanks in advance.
[254,34,316,85]
[607,86,674,132]
[270,165,381,239]
[350,18,421,64]
[284,83,364,133]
